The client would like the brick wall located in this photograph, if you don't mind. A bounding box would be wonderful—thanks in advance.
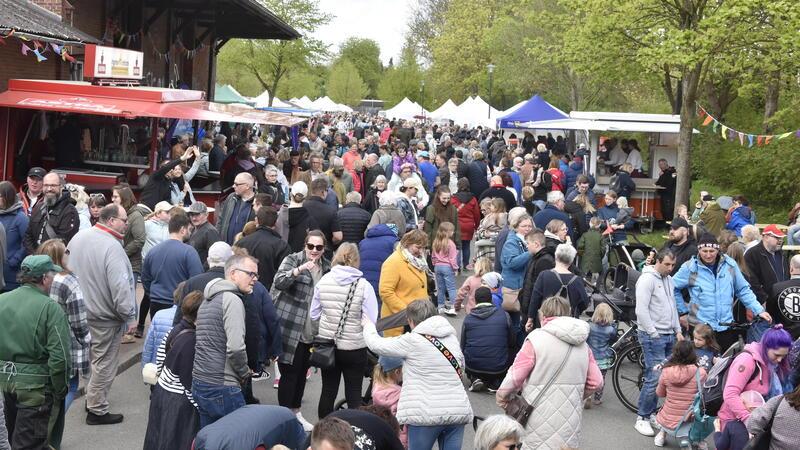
[0,43,64,92]
[70,0,105,41]
[31,0,64,17]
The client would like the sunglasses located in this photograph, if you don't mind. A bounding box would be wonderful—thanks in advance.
[306,243,324,251]
[503,444,522,450]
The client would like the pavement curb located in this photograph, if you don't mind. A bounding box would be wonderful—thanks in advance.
[75,350,142,398]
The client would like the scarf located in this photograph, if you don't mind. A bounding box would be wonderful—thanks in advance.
[95,223,124,241]
[402,248,428,272]
[544,230,563,242]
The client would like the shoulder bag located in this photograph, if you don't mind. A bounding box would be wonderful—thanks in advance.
[423,334,463,378]
[310,281,359,369]
[504,345,573,427]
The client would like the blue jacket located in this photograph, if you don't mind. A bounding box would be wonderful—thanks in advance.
[142,239,204,304]
[419,161,438,193]
[597,204,633,243]
[0,203,29,290]
[142,305,177,365]
[461,303,513,373]
[247,282,282,366]
[587,321,617,361]
[673,255,764,331]
[533,205,575,241]
[565,160,584,189]
[500,233,531,290]
[501,169,522,200]
[725,206,754,237]
[358,224,399,300]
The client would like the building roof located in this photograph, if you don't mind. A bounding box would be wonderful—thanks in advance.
[153,0,300,40]
[0,0,102,44]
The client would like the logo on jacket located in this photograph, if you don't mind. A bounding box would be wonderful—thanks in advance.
[777,286,800,322]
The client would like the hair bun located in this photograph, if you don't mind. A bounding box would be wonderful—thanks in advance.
[773,323,784,330]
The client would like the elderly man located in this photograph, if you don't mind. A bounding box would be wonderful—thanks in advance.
[68,204,137,425]
[283,149,309,185]
[337,192,371,243]
[186,201,221,269]
[0,255,71,448]
[219,172,256,244]
[364,153,385,191]
[533,191,575,241]
[192,254,258,427]
[209,134,227,172]
[19,166,45,215]
[23,171,79,254]
[744,224,788,303]
[299,152,326,186]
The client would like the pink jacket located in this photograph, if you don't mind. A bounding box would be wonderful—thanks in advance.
[719,343,770,428]
[432,240,458,270]
[457,275,483,313]
[372,382,408,448]
[656,365,707,429]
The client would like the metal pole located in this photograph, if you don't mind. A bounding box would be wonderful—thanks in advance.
[487,64,495,119]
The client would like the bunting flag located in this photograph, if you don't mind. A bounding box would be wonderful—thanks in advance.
[32,48,47,62]
[20,42,31,55]
[696,103,800,148]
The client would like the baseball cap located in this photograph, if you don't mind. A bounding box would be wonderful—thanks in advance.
[481,272,503,290]
[185,201,214,215]
[20,255,62,277]
[154,201,173,214]
[402,178,422,190]
[291,181,308,198]
[207,242,233,267]
[763,224,787,238]
[378,356,403,373]
[418,151,430,159]
[670,217,690,230]
[27,167,46,179]
[578,143,587,149]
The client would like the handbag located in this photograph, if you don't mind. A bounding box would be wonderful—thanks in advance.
[742,395,782,450]
[309,281,359,369]
[503,345,573,427]
[501,287,521,312]
[687,369,715,443]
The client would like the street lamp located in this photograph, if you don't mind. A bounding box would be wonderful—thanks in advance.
[420,79,426,119]
[487,64,495,119]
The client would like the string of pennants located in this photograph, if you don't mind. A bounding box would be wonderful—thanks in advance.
[103,19,208,61]
[696,104,797,147]
[0,30,77,63]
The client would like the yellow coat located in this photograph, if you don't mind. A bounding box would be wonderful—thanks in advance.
[379,249,428,337]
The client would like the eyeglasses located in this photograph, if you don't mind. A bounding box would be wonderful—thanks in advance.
[90,193,106,200]
[234,268,259,280]
[233,182,250,187]
[109,216,128,224]
[306,243,324,251]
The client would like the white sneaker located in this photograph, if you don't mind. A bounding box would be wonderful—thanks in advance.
[445,307,457,316]
[251,371,271,382]
[654,431,666,447]
[295,412,314,432]
[634,417,655,436]
[438,307,447,315]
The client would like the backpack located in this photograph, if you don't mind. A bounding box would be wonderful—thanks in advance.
[700,349,759,417]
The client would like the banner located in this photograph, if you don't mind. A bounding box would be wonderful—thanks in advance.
[696,104,798,147]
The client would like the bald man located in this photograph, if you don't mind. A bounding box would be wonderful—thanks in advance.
[219,172,256,244]
[478,175,517,212]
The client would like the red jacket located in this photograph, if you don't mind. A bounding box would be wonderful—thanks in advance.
[452,192,481,241]
[656,365,707,430]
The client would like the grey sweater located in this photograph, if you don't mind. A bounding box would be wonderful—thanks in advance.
[67,226,136,327]
[747,395,800,450]
[635,265,681,337]
[193,278,249,386]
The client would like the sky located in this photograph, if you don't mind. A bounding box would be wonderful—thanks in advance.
[312,0,415,65]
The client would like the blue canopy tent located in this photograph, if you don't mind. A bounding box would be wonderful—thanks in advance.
[497,94,568,129]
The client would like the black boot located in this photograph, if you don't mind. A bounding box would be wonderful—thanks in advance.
[86,411,124,425]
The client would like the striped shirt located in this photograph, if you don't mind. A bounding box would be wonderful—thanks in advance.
[155,325,197,408]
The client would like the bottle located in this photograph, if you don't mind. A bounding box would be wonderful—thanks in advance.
[133,57,140,77]
[97,52,106,74]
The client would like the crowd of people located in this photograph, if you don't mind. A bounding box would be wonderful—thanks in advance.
[0,112,799,450]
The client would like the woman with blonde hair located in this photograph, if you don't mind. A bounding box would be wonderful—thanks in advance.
[310,243,378,418]
[378,229,430,337]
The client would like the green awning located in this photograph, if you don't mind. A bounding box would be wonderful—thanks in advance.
[214,84,254,106]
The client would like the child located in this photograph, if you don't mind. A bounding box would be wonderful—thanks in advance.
[474,198,507,266]
[481,272,504,309]
[692,324,721,371]
[586,303,617,408]
[577,217,607,281]
[462,287,514,393]
[654,340,708,448]
[615,196,634,228]
[431,221,459,316]
[713,391,764,450]
[457,257,492,313]
[372,356,407,448]
[391,145,415,175]
[631,249,646,271]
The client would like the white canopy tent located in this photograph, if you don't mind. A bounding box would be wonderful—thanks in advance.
[451,96,502,129]
[289,96,316,109]
[310,96,353,112]
[383,97,428,121]
[253,91,299,109]
[429,99,459,120]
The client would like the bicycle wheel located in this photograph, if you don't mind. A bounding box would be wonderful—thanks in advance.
[612,343,644,413]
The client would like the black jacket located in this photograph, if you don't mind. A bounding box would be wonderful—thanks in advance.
[303,196,340,252]
[519,237,558,320]
[336,203,372,244]
[236,227,290,291]
[466,161,490,198]
[141,158,184,209]
[209,145,226,172]
[655,166,677,198]
[744,241,789,303]
[23,191,79,254]
[610,170,636,199]
[768,278,800,339]
[287,206,318,253]
[364,164,385,192]
[479,186,517,213]
[188,221,222,270]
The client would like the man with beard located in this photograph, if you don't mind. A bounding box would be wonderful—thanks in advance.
[658,218,696,275]
[283,149,309,185]
[186,201,221,270]
[23,172,79,253]
[142,213,203,320]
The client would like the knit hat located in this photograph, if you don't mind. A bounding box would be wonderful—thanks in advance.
[207,242,234,267]
[631,249,645,262]
[696,233,720,250]
[378,356,403,373]
[762,224,787,238]
[474,287,493,304]
[481,272,503,290]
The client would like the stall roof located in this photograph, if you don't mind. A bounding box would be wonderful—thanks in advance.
[214,84,254,105]
[0,0,102,44]
[497,95,568,129]
[570,111,680,123]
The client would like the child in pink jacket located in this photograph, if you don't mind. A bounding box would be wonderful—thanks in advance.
[456,258,492,313]
[655,340,707,447]
[372,356,407,448]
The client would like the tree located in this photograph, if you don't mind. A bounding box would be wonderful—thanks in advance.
[377,43,424,108]
[327,59,368,106]
[338,38,383,97]
[406,0,451,63]
[216,0,331,106]
[275,70,322,100]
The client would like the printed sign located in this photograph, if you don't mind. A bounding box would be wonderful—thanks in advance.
[84,44,143,80]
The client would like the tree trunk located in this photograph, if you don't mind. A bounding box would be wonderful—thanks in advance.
[675,65,703,214]
[763,70,780,133]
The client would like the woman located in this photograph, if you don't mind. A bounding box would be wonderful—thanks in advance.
[36,239,91,449]
[726,242,761,326]
[473,415,524,450]
[718,325,793,443]
[143,201,172,259]
[286,181,318,253]
[388,163,429,209]
[378,230,429,337]
[0,181,29,291]
[497,296,604,449]
[87,193,107,226]
[597,190,631,245]
[350,159,366,196]
[366,189,405,236]
[500,214,534,346]
[397,178,424,233]
[424,186,461,254]
[527,243,587,331]
[452,178,481,270]
[363,174,387,214]
[610,163,636,199]
[747,382,800,450]
[362,299,473,450]
[143,290,204,450]
[272,230,332,431]
[311,243,379,418]
[358,224,399,310]
[474,198,507,267]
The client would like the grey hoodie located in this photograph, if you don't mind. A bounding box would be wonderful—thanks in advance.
[635,265,681,337]
[193,278,249,386]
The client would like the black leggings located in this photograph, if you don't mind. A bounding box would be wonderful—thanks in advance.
[137,291,151,329]
[278,342,312,409]
[318,347,368,419]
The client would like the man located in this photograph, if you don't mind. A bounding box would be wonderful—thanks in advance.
[299,152,326,186]
[140,146,195,209]
[192,254,257,427]
[219,172,256,244]
[305,178,343,255]
[416,150,439,194]
[654,158,677,221]
[520,230,552,321]
[365,134,379,155]
[308,131,325,154]
[283,149,309,185]
[142,213,204,319]
[328,407,405,450]
[68,204,137,424]
[698,195,726,236]
[440,157,463,194]
[768,254,800,339]
[193,405,306,450]
[208,134,227,172]
[0,255,71,448]
[186,201,221,270]
[235,207,290,291]
[326,157,355,205]
[673,233,772,351]
[660,217,696,275]
[19,166,45,215]
[337,192,371,243]
[744,224,788,303]
[363,153,386,191]
[309,417,356,450]
[23,172,79,254]
[466,151,490,199]
[479,176,517,212]
[633,250,682,437]
[566,174,597,208]
[533,191,575,241]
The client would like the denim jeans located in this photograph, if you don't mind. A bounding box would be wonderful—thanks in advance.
[191,380,246,428]
[788,223,800,245]
[461,240,471,268]
[407,424,465,450]
[637,331,675,418]
[64,375,79,411]
[434,265,457,309]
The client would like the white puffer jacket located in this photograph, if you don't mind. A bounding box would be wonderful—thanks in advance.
[363,315,473,426]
